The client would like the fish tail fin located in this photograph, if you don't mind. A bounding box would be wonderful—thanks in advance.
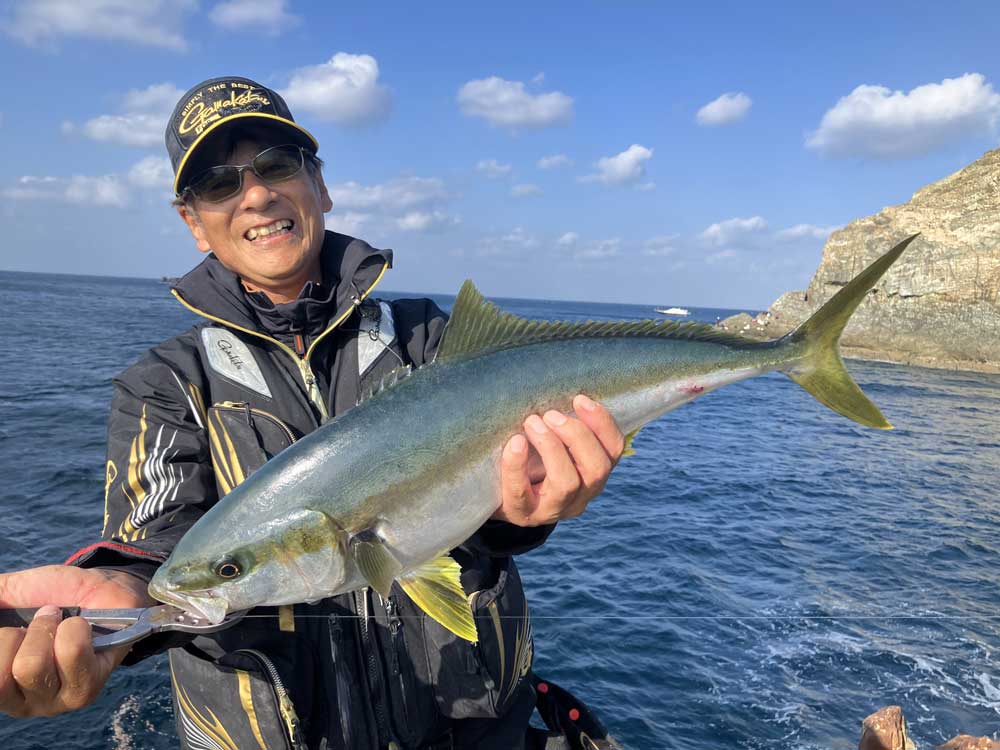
[783,234,919,430]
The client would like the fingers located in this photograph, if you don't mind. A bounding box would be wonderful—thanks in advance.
[495,397,624,527]
[496,434,536,525]
[543,409,612,490]
[1,606,108,718]
[10,605,62,713]
[0,625,27,716]
[572,394,626,462]
[523,414,582,522]
[53,616,103,711]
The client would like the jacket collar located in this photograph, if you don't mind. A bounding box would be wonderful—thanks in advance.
[171,231,393,335]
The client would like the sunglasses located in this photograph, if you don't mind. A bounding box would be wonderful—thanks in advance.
[182,144,311,203]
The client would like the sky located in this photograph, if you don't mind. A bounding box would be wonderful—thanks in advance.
[1,1,999,308]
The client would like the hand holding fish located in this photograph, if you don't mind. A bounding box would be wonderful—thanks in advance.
[494,394,625,527]
[0,566,151,718]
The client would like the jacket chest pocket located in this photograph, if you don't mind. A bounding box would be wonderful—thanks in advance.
[413,557,535,720]
[207,402,300,494]
[170,638,314,750]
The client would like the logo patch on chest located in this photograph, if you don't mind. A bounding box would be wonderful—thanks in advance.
[201,327,272,398]
[358,300,397,377]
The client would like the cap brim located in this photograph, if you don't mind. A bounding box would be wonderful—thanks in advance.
[172,112,319,195]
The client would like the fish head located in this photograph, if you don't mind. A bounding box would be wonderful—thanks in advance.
[149,507,349,623]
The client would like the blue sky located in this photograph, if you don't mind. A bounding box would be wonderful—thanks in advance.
[1,1,998,307]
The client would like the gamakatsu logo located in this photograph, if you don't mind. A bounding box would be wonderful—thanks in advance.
[179,88,271,135]
[217,339,245,370]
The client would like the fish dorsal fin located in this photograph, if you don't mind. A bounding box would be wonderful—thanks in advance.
[357,365,412,406]
[398,554,478,643]
[435,280,757,363]
[350,529,402,598]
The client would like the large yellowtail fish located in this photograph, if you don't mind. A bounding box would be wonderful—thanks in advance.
[149,235,918,641]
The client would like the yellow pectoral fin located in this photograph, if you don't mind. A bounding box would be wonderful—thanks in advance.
[398,555,478,643]
[350,529,401,599]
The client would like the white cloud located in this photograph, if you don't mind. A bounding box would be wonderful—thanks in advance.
[326,176,447,212]
[325,212,371,237]
[325,176,458,235]
[5,155,174,207]
[706,248,739,264]
[806,73,1000,159]
[282,53,392,126]
[397,211,459,233]
[696,92,752,126]
[66,175,129,206]
[5,0,197,50]
[643,235,678,257]
[73,82,183,148]
[127,156,173,189]
[556,231,578,246]
[510,183,541,198]
[3,174,129,206]
[477,227,541,257]
[537,153,573,170]
[209,0,299,31]
[457,76,573,129]
[500,227,539,248]
[475,159,511,178]
[580,144,653,186]
[777,223,840,240]
[699,216,768,247]
[575,238,622,261]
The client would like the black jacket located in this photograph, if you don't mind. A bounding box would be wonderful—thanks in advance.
[68,232,551,750]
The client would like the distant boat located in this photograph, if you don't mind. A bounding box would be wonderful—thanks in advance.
[655,307,690,316]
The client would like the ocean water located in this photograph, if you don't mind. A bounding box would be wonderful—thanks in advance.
[0,269,998,749]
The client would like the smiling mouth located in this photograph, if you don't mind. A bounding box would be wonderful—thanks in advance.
[245,219,294,241]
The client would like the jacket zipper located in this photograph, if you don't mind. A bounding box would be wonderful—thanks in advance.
[383,595,412,732]
[355,588,397,749]
[466,592,496,693]
[236,648,306,750]
[171,262,387,420]
[216,401,298,445]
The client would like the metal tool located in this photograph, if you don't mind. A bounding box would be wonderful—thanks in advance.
[0,605,247,651]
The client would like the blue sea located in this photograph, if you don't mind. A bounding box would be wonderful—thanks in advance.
[1,269,998,749]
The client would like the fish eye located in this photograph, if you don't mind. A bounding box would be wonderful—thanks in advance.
[214,558,242,579]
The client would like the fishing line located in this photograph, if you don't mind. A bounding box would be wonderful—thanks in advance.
[27,614,991,623]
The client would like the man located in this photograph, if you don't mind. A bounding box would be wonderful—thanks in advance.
[0,77,624,749]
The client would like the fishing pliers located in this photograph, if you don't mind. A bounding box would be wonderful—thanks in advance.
[0,605,247,650]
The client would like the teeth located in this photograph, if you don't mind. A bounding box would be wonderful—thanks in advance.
[246,219,293,241]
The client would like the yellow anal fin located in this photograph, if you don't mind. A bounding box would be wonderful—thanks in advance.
[622,426,642,457]
[399,555,478,643]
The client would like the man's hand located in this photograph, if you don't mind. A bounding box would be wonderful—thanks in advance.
[494,394,625,527]
[0,565,153,718]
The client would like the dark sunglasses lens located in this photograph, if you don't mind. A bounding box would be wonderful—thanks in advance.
[190,167,242,202]
[253,146,304,182]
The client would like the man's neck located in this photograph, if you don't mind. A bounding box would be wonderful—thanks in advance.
[241,281,306,305]
[241,270,322,305]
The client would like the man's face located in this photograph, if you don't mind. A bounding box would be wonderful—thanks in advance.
[178,135,333,300]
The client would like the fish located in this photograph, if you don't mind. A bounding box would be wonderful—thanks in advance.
[148,234,918,641]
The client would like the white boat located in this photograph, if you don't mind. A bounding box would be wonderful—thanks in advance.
[655,307,690,316]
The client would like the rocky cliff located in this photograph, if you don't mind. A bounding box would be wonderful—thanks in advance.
[720,148,1000,373]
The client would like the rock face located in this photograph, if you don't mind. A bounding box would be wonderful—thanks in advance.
[720,148,1000,373]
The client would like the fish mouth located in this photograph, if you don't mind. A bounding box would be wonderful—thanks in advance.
[148,583,231,625]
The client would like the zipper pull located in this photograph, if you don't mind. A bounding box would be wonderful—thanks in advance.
[242,402,253,427]
[385,597,401,635]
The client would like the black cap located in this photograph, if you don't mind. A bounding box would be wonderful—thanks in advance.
[166,76,319,195]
